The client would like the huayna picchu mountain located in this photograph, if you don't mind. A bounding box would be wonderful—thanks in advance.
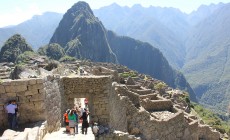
[49,2,117,63]
[0,34,33,62]
[46,1,197,101]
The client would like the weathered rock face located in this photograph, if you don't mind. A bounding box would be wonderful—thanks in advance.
[0,122,47,140]
[0,34,33,63]
[50,1,117,63]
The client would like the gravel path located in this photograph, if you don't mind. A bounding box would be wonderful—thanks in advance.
[43,125,95,140]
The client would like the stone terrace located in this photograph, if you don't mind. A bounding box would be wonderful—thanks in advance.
[0,67,222,140]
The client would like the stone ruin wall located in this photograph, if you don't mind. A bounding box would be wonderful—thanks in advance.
[43,75,63,133]
[0,75,222,140]
[0,75,113,132]
[109,84,220,140]
[0,78,46,129]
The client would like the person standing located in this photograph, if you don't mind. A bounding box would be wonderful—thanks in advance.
[74,110,79,134]
[81,108,89,135]
[63,109,70,133]
[5,100,17,130]
[68,109,77,136]
[13,100,19,128]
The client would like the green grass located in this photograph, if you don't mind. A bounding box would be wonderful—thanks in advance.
[119,71,137,78]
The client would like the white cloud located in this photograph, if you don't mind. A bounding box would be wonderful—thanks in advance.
[0,3,41,28]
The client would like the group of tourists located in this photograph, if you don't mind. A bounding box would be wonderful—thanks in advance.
[63,105,90,136]
[5,100,18,130]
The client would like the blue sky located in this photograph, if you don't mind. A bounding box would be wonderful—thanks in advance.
[0,0,230,27]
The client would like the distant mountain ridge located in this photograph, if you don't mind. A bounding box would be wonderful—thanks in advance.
[182,3,230,112]
[94,3,188,69]
[0,12,63,50]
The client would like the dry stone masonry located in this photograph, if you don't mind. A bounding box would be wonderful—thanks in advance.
[0,63,223,140]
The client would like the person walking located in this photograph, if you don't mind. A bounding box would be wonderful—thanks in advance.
[81,108,89,135]
[5,100,17,130]
[68,109,77,136]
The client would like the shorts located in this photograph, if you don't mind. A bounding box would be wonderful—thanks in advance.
[65,122,69,126]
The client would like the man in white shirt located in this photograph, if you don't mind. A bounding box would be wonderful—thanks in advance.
[5,100,17,130]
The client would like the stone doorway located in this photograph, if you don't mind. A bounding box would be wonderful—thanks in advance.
[61,76,112,126]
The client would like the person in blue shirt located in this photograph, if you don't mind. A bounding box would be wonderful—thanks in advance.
[5,100,17,130]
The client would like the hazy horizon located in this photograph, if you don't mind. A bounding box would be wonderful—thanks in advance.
[0,0,230,28]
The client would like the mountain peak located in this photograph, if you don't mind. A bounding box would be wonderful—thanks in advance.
[69,1,93,15]
[49,1,117,63]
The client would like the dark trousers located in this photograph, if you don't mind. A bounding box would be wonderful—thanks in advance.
[82,127,87,134]
[8,113,16,130]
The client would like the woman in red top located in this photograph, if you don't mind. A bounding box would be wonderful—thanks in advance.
[63,109,70,133]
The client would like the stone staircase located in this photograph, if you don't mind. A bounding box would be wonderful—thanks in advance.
[0,67,12,79]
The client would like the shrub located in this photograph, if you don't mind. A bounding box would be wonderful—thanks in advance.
[59,55,76,62]
[44,61,58,71]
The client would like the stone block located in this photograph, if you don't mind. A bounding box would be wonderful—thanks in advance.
[36,79,44,84]
[25,89,38,96]
[18,96,30,103]
[34,101,45,110]
[13,131,29,140]
[2,129,18,138]
[11,79,29,85]
[16,85,28,92]
[1,80,12,86]
[6,92,16,97]
[5,85,15,93]
[38,89,45,94]
[28,85,38,91]
[16,92,25,97]
[19,102,35,111]
[5,85,27,93]
[29,79,37,85]
[30,94,44,102]
[0,85,5,93]
[0,105,4,111]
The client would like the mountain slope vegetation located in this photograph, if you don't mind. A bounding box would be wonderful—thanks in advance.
[94,4,189,69]
[0,34,33,62]
[183,3,230,112]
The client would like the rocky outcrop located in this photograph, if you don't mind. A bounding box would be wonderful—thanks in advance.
[0,121,47,140]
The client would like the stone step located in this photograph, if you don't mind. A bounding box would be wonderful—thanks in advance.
[0,72,11,76]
